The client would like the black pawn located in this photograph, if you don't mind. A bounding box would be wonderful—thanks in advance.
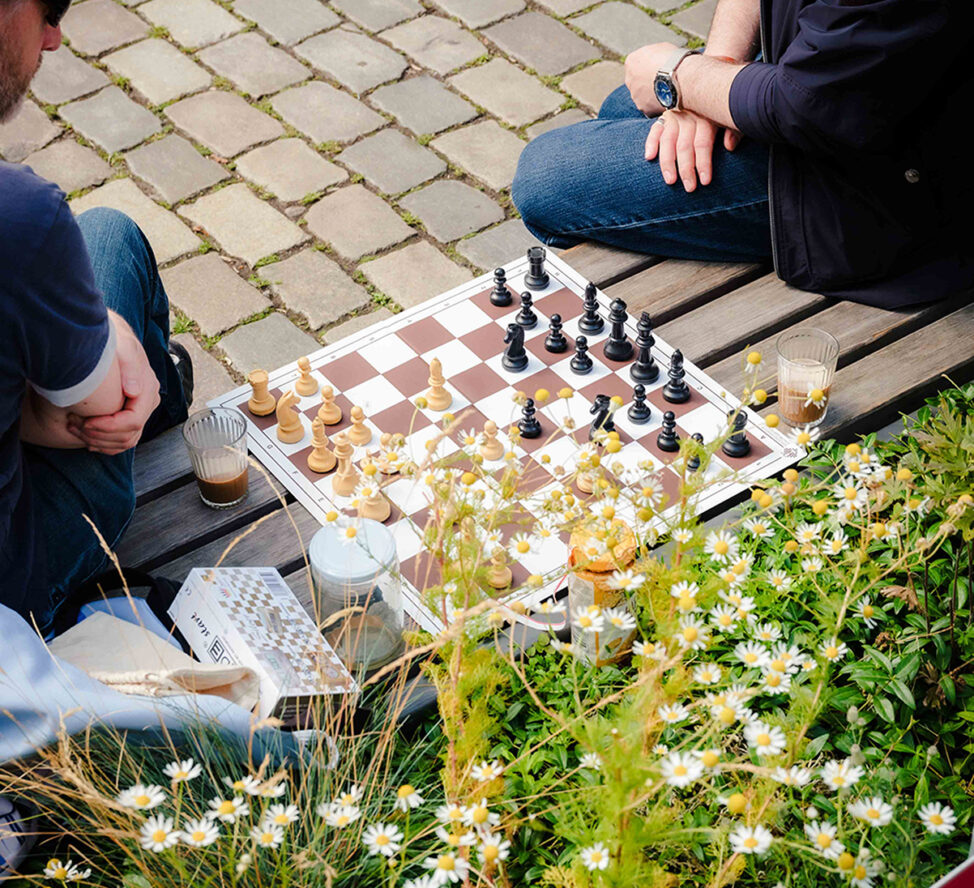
[602,297,633,362]
[686,432,705,473]
[524,246,549,291]
[578,282,604,335]
[656,410,680,452]
[518,398,542,439]
[515,291,537,329]
[630,312,660,383]
[490,267,513,307]
[570,335,593,374]
[721,409,751,458]
[544,313,568,353]
[662,349,690,403]
[627,384,651,424]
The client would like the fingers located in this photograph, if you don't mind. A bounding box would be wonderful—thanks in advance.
[724,129,742,151]
[675,118,698,191]
[645,123,662,161]
[657,121,679,186]
[694,119,718,187]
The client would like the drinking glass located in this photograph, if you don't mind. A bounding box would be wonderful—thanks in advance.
[182,408,249,509]
[775,329,839,427]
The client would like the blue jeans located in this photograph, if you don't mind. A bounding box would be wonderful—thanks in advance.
[512,85,773,262]
[22,208,187,635]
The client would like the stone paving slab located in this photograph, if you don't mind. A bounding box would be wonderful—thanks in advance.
[561,60,625,111]
[61,0,149,56]
[179,183,309,266]
[61,86,161,153]
[294,27,408,95]
[572,2,685,56]
[449,59,562,128]
[455,218,543,270]
[533,0,592,14]
[400,179,504,242]
[198,33,309,98]
[166,90,283,157]
[264,249,372,331]
[431,120,525,192]
[323,307,395,344]
[272,81,385,145]
[162,253,269,336]
[104,39,211,107]
[172,331,233,411]
[383,15,486,76]
[234,138,348,203]
[219,311,321,374]
[370,75,478,136]
[71,178,200,263]
[431,0,525,29]
[232,0,341,45]
[525,108,592,139]
[0,100,59,163]
[125,133,227,204]
[23,139,112,194]
[304,184,414,261]
[359,241,472,309]
[671,0,718,40]
[336,129,446,196]
[484,12,600,76]
[30,47,109,105]
[329,0,423,32]
[140,0,244,48]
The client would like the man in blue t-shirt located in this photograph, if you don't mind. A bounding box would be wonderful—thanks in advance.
[0,0,191,637]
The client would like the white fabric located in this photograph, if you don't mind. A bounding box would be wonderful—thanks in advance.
[30,320,116,407]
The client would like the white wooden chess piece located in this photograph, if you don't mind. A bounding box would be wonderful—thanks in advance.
[276,390,304,444]
[295,356,319,397]
[425,357,452,411]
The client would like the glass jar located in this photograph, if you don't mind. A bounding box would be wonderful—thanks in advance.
[309,519,404,672]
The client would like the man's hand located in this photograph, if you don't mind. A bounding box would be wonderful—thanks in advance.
[625,42,682,117]
[646,109,743,192]
[67,313,160,455]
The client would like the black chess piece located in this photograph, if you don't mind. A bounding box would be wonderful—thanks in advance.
[515,291,538,329]
[628,383,651,424]
[518,397,542,438]
[686,432,705,473]
[502,322,528,372]
[602,297,633,362]
[524,246,549,291]
[721,409,752,458]
[490,267,513,307]
[578,282,604,335]
[589,394,615,441]
[656,410,680,452]
[662,349,691,403]
[570,335,593,374]
[544,313,568,353]
[630,312,660,383]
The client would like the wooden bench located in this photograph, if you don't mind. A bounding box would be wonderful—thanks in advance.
[120,246,974,607]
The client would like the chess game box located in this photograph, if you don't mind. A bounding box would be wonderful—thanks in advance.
[169,567,358,719]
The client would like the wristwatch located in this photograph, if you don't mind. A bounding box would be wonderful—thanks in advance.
[653,48,701,110]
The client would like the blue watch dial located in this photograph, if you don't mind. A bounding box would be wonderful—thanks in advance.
[654,77,676,109]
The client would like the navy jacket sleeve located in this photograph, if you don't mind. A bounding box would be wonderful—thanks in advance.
[728,0,960,154]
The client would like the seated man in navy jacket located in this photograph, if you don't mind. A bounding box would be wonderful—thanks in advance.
[512,0,973,310]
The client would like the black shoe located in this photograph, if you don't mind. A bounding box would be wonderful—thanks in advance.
[168,340,194,408]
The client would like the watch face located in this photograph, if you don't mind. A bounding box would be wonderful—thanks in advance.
[654,77,675,109]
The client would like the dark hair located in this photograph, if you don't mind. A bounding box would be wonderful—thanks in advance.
[42,0,70,26]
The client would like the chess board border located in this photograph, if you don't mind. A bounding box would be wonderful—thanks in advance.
[210,253,803,634]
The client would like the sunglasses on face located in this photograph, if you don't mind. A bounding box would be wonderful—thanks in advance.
[42,0,70,27]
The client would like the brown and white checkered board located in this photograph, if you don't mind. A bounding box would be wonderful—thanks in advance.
[210,254,802,634]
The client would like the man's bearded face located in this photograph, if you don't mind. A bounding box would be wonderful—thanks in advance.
[0,4,47,123]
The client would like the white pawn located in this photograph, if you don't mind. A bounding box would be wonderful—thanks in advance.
[295,356,318,397]
[425,357,452,411]
[317,385,342,425]
[347,405,372,446]
[307,418,336,473]
[480,420,504,461]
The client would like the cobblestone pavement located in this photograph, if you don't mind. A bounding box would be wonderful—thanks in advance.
[1,0,716,407]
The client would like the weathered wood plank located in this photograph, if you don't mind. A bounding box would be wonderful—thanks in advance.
[658,274,830,367]
[606,259,767,326]
[119,466,289,571]
[559,242,658,288]
[134,426,193,505]
[282,565,315,617]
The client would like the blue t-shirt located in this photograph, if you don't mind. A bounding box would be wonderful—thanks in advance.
[0,162,114,616]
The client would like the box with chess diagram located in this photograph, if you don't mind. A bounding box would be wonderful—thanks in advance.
[168,566,358,720]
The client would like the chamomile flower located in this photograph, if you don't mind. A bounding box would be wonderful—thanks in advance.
[579,752,603,771]
[752,622,781,644]
[181,818,219,847]
[139,815,181,853]
[463,799,500,829]
[533,599,566,615]
[821,758,864,791]
[457,427,479,452]
[395,784,423,811]
[735,641,770,669]
[791,424,820,447]
[770,643,805,673]
[661,752,704,787]
[658,703,690,724]
[760,668,792,695]
[163,759,201,783]
[694,663,722,685]
[672,527,694,544]
[609,568,641,591]
[334,784,363,807]
[435,803,466,825]
[729,824,773,855]
[675,615,710,650]
[603,606,637,632]
[767,569,792,591]
[321,804,361,828]
[804,387,828,409]
[508,532,537,558]
[434,827,477,848]
[224,775,260,795]
[404,878,439,888]
[801,556,824,573]
[695,749,722,772]
[821,639,849,662]
[549,638,574,654]
[44,860,91,882]
[478,831,511,865]
[264,804,299,828]
[849,797,894,827]
[250,824,284,850]
[833,482,867,510]
[573,605,605,634]
[579,842,610,871]
[653,744,669,755]
[744,721,787,757]
[856,598,882,628]
[363,823,404,857]
[670,580,700,600]
[795,522,821,544]
[771,765,813,786]
[825,529,849,555]
[208,795,250,823]
[710,604,739,632]
[918,802,956,835]
[804,820,844,860]
[743,517,773,538]
[471,760,504,783]
[704,530,739,563]
[849,851,880,888]
[117,784,166,811]
[632,639,657,658]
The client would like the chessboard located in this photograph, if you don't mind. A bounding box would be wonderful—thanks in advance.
[210,251,802,634]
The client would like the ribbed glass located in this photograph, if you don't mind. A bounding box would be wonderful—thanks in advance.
[182,408,249,509]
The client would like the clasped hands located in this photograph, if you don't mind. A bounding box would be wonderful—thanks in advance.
[625,43,742,193]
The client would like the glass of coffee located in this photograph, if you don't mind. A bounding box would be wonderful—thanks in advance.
[182,408,249,509]
[775,328,839,427]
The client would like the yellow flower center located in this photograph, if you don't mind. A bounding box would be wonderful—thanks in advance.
[770,658,786,672]
[752,523,766,535]
[590,851,604,863]
[261,832,274,844]
[838,852,855,870]
[219,801,235,815]
[673,765,687,777]
[335,815,350,826]
[714,540,729,555]
[848,460,861,473]
[867,808,880,820]
[767,674,781,687]
[744,652,758,664]
[797,431,811,445]
[683,627,698,642]
[719,614,732,626]
[678,593,695,611]
[756,733,771,747]
[863,605,874,618]
[437,855,456,872]
[484,844,499,862]
[825,646,838,659]
[810,388,824,401]
[375,834,390,846]
[192,830,206,842]
[472,807,488,824]
[833,776,846,786]
[844,487,858,500]
[516,540,530,553]
[701,751,719,768]
[719,706,736,724]
[816,834,832,848]
[397,784,415,798]
[153,830,168,843]
[135,794,150,806]
[274,814,288,825]
[930,813,943,825]
[743,837,758,849]
[727,793,746,814]
[854,866,867,879]
[53,868,67,880]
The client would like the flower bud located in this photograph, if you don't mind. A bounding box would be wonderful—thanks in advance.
[846,705,860,725]
[849,744,864,766]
